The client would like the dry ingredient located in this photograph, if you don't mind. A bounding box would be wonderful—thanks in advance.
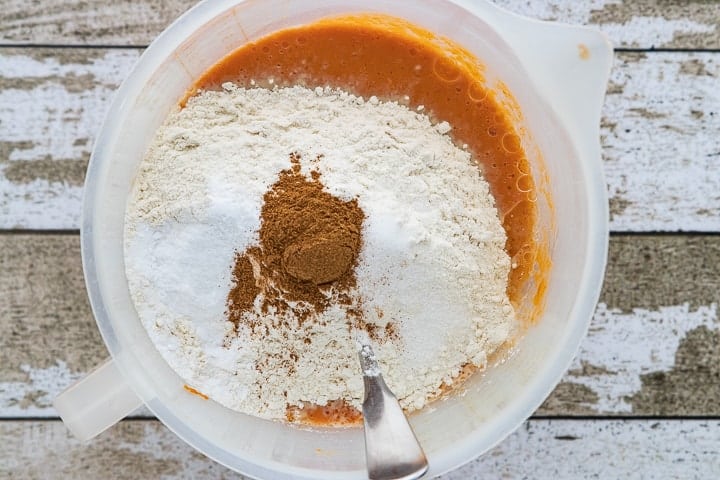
[124,84,516,420]
[227,152,365,331]
[192,15,543,306]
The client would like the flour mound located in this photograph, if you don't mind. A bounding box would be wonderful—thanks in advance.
[124,84,516,419]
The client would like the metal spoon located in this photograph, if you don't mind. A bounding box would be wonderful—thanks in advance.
[358,342,429,480]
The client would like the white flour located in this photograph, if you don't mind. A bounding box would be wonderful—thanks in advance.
[124,84,516,418]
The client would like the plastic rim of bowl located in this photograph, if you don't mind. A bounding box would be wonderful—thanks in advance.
[81,0,610,478]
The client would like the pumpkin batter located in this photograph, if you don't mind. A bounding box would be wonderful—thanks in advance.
[186,14,546,426]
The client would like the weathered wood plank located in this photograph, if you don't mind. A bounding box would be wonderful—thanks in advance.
[1,234,718,417]
[604,52,720,231]
[0,49,140,229]
[0,234,101,414]
[2,48,719,231]
[449,419,720,479]
[0,0,718,49]
[500,0,720,50]
[0,0,196,47]
[537,234,720,416]
[0,420,243,479]
[1,419,718,478]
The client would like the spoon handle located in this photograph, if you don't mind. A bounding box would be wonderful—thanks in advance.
[359,344,429,480]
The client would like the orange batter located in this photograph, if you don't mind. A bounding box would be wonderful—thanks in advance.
[187,14,545,426]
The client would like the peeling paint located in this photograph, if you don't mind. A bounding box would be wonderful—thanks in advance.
[0,140,36,162]
[60,446,183,479]
[567,361,617,377]
[602,236,720,312]
[627,326,720,415]
[587,0,718,48]
[602,52,720,231]
[1,235,719,419]
[539,382,600,415]
[448,420,720,478]
[0,0,196,45]
[678,58,713,77]
[2,155,88,186]
[608,195,632,222]
[627,107,668,119]
[561,302,719,414]
[600,119,617,133]
[22,48,109,66]
[0,49,139,228]
[0,362,82,415]
[491,0,720,48]
[2,420,239,478]
[0,73,100,93]
[2,50,719,231]
[2,420,718,478]
[1,0,718,48]
[605,81,625,95]
[671,31,720,50]
[0,235,103,388]
[16,390,49,409]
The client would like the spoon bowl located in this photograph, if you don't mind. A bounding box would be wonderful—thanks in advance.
[359,343,429,480]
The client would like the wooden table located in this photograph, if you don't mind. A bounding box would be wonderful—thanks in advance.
[1,1,719,478]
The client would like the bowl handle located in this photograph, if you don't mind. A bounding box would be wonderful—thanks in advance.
[54,358,143,441]
[463,1,614,161]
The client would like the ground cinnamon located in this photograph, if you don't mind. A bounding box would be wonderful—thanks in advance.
[227,153,364,329]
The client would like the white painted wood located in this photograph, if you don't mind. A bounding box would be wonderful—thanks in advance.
[1,420,242,479]
[494,0,719,49]
[564,302,719,414]
[2,419,718,478]
[2,302,716,418]
[0,0,718,48]
[0,49,140,229]
[603,53,720,231]
[1,50,718,230]
[0,0,197,47]
[447,419,720,480]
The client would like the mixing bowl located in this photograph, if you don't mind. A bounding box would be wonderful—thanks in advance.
[55,0,612,478]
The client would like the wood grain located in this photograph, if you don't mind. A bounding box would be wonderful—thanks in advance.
[1,49,719,231]
[1,0,718,49]
[0,420,241,479]
[0,234,102,414]
[0,48,139,229]
[2,419,718,479]
[501,0,720,50]
[537,236,720,416]
[604,52,720,231]
[1,234,718,417]
[0,0,197,47]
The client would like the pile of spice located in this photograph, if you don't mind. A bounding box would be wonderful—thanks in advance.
[124,84,516,421]
[227,152,366,333]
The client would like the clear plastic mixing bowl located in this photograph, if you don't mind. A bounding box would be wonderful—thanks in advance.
[55,1,612,478]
